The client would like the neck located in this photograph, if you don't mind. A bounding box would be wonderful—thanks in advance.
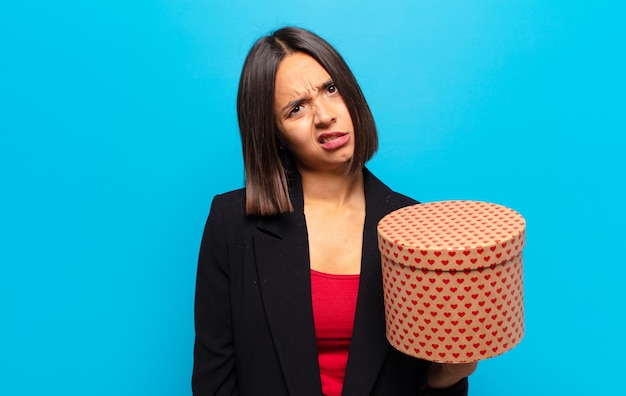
[299,167,365,208]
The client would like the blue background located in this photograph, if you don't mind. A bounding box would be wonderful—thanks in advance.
[1,1,624,395]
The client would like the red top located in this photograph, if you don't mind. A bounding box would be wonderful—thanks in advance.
[310,269,360,396]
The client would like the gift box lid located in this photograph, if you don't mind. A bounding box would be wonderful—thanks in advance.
[377,200,526,271]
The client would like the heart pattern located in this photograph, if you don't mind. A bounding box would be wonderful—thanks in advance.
[377,200,526,363]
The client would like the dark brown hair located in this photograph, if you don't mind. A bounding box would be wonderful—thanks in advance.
[237,26,378,215]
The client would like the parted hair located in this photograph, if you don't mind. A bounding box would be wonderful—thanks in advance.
[237,26,378,215]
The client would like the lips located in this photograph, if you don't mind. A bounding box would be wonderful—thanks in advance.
[318,132,348,144]
[318,132,350,150]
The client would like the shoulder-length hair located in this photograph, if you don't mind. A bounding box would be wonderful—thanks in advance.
[237,26,378,215]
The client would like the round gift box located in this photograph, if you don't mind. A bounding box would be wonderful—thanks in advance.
[377,200,526,363]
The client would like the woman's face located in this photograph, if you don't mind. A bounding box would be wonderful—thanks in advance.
[273,52,354,173]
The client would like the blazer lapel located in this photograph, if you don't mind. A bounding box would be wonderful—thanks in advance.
[342,169,405,396]
[253,176,323,395]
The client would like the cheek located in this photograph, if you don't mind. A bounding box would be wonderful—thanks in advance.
[340,104,353,123]
[281,120,312,143]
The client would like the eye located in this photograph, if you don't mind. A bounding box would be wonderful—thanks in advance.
[289,105,302,117]
[327,84,338,94]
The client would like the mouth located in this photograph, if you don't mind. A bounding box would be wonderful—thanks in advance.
[317,132,351,150]
[318,132,348,144]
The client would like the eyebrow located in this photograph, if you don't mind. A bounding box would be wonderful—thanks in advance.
[280,78,335,115]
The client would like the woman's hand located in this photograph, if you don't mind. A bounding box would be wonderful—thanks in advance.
[426,361,478,389]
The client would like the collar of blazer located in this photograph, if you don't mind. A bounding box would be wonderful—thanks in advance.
[254,168,408,395]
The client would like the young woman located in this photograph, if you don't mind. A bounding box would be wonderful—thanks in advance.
[192,26,477,395]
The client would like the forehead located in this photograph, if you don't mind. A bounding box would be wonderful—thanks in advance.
[274,52,330,96]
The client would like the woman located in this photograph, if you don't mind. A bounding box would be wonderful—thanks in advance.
[192,26,477,395]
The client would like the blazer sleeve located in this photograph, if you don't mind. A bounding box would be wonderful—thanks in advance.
[422,379,469,396]
[192,195,239,395]
[416,361,469,396]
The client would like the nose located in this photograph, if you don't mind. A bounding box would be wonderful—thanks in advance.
[313,99,336,127]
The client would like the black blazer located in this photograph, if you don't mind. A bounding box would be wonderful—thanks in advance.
[193,169,469,396]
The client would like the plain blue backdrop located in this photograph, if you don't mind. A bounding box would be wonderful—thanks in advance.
[1,1,624,395]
